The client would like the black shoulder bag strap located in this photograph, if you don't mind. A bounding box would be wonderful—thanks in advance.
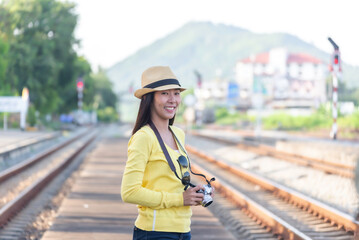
[148,121,181,180]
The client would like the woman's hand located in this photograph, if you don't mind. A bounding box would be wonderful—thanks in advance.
[183,185,204,206]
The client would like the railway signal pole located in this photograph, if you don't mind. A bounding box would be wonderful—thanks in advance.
[77,77,84,112]
[328,37,341,140]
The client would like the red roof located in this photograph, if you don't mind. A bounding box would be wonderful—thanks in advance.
[240,52,269,64]
[287,53,322,64]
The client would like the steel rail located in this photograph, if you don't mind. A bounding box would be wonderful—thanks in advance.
[186,144,359,235]
[190,131,354,178]
[0,130,97,227]
[190,162,312,240]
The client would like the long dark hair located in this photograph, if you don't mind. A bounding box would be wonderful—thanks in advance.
[132,92,175,135]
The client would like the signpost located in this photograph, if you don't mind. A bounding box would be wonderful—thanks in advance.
[0,87,29,130]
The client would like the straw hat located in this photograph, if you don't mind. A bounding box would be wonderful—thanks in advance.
[134,66,186,99]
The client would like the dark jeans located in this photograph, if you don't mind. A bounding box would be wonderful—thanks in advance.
[133,226,191,240]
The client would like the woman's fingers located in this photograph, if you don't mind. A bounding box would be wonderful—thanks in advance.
[183,185,204,206]
[191,185,203,192]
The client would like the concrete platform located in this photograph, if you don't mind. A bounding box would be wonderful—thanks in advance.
[0,130,48,148]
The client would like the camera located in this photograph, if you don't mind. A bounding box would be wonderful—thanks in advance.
[196,184,214,207]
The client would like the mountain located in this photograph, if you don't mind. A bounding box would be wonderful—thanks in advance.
[107,21,359,94]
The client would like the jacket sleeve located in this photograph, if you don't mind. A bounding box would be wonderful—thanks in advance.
[121,130,183,209]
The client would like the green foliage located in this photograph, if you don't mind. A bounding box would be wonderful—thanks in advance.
[57,56,93,113]
[88,68,119,123]
[0,36,14,95]
[97,107,118,123]
[340,87,359,106]
[0,38,9,88]
[262,111,332,130]
[0,0,118,120]
[91,67,118,110]
[27,104,36,126]
[0,112,19,128]
[0,0,82,114]
[215,107,249,125]
[215,107,230,119]
[338,110,359,129]
[11,120,19,128]
[266,105,332,131]
[212,104,359,135]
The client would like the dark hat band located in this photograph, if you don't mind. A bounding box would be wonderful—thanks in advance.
[144,79,181,89]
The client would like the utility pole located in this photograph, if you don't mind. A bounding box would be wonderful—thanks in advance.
[328,37,341,140]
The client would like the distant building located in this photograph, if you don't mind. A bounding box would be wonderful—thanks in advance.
[235,48,328,109]
[194,81,228,102]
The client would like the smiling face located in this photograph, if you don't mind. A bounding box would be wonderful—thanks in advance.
[151,89,181,122]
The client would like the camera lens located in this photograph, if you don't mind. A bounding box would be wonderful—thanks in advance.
[202,195,213,207]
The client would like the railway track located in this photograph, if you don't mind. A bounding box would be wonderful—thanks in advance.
[2,124,354,239]
[0,127,99,235]
[187,143,357,239]
[190,130,354,178]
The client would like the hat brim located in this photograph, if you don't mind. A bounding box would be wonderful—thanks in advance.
[134,84,186,99]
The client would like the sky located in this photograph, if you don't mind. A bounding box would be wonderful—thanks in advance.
[73,0,359,70]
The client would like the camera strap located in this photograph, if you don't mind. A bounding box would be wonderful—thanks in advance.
[148,121,215,186]
[169,128,214,185]
[148,121,181,180]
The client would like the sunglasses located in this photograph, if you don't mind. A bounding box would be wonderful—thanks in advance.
[177,155,192,186]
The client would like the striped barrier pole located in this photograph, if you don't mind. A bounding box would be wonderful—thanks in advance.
[328,38,341,140]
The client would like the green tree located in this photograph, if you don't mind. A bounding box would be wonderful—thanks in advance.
[0,38,10,95]
[1,0,80,114]
[91,67,118,110]
[90,68,118,122]
[0,4,13,95]
[27,104,37,126]
[1,0,118,120]
[57,56,94,113]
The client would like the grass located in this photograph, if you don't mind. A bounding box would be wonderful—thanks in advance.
[214,106,359,139]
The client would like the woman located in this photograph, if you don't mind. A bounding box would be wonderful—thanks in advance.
[121,66,205,240]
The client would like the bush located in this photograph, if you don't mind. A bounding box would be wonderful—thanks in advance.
[262,112,332,130]
[11,121,19,128]
[215,107,230,119]
[338,110,359,129]
[27,105,37,127]
[215,107,250,125]
[214,104,358,132]
[97,107,118,123]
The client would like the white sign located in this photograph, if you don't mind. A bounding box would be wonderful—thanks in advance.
[0,97,26,112]
[0,96,29,130]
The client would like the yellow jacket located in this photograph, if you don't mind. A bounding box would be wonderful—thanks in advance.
[121,125,191,232]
